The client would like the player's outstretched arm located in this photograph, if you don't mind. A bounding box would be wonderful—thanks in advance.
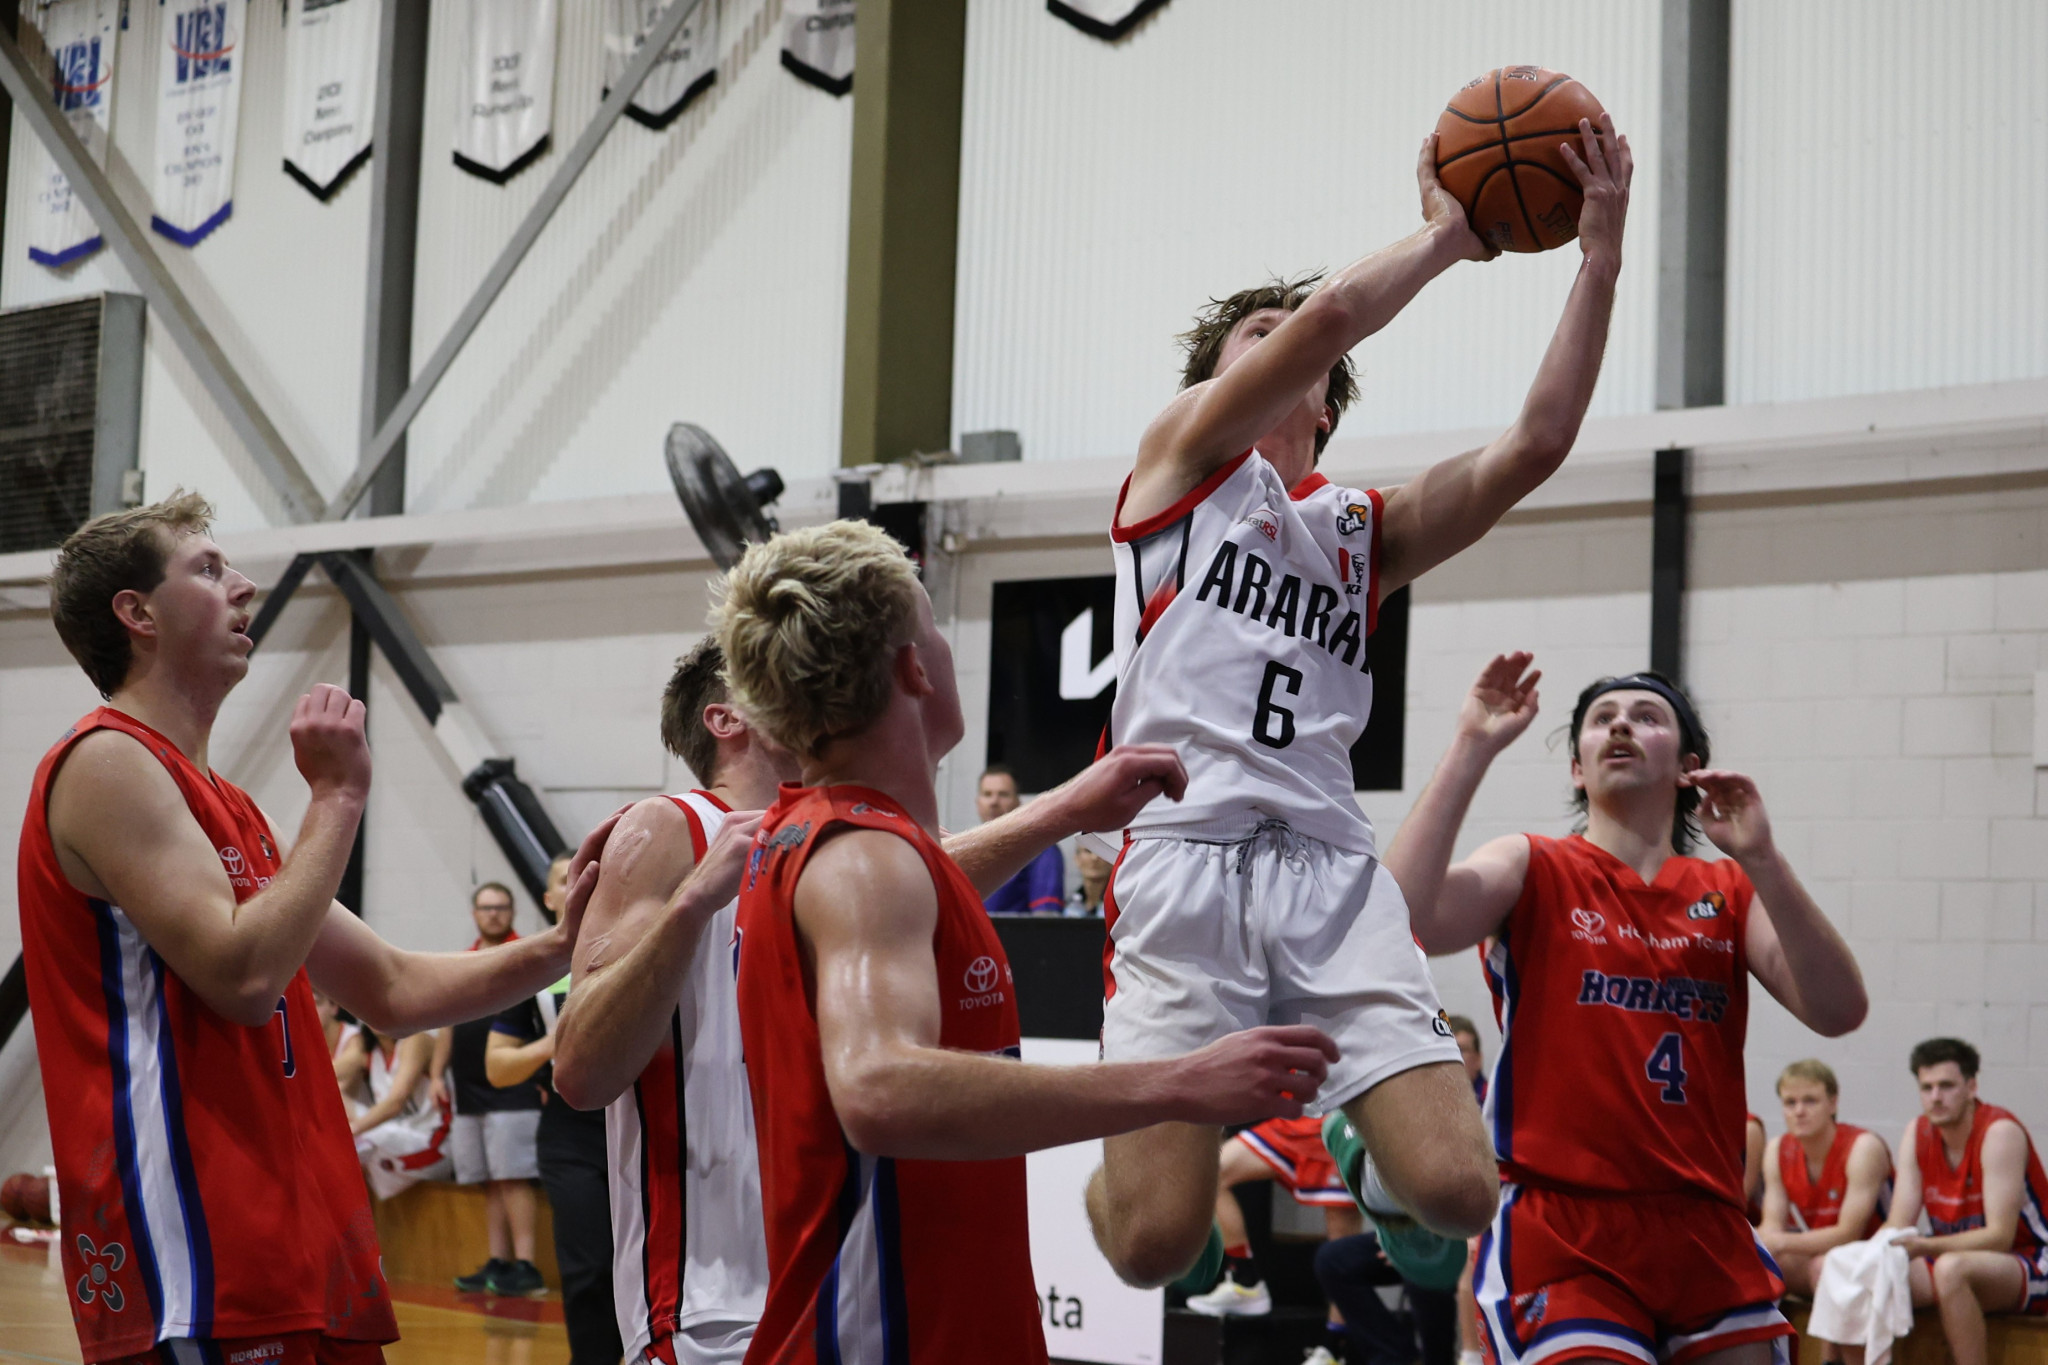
[1376,116,1631,599]
[1702,770,1868,1037]
[305,809,616,1038]
[1124,137,1488,522]
[804,830,1337,1161]
[1901,1119,2029,1258]
[1384,653,1539,954]
[46,685,371,1027]
[553,803,763,1110]
[944,744,1186,897]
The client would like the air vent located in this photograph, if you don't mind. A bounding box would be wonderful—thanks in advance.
[0,293,144,553]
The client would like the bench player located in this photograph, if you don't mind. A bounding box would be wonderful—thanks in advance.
[1757,1059,1891,1295]
[550,636,1207,1363]
[1817,1038,2048,1365]
[715,521,1340,1363]
[1384,653,1868,1365]
[1090,118,1634,1285]
[20,493,607,1364]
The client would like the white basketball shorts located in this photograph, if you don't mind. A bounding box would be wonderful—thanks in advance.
[1100,819,1460,1114]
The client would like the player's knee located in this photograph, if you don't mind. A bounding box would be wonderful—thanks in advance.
[1405,1148,1499,1237]
[1930,1252,1971,1298]
[1093,1203,1212,1288]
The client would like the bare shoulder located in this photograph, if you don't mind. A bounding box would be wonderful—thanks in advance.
[1984,1114,2032,1155]
[796,826,937,943]
[1849,1129,1892,1166]
[47,728,197,886]
[596,795,700,890]
[48,726,181,817]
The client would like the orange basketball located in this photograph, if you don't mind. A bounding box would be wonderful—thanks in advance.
[1434,67,1605,254]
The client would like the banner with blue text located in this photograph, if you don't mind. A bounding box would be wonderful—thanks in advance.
[26,0,120,267]
[152,0,246,246]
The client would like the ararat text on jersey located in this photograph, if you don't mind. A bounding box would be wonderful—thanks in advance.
[1193,540,1371,673]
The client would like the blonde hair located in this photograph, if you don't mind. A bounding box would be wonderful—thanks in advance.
[713,521,923,756]
[1777,1058,1839,1098]
[49,489,214,697]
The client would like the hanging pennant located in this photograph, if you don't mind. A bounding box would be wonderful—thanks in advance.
[152,0,247,246]
[1048,0,1167,41]
[604,0,717,131]
[26,0,120,268]
[453,0,557,184]
[280,0,379,200]
[780,0,851,96]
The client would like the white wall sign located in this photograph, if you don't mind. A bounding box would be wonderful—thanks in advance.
[152,0,247,246]
[605,0,719,131]
[27,0,120,268]
[453,0,557,183]
[1022,1037,1164,1365]
[280,0,379,200]
[780,0,852,96]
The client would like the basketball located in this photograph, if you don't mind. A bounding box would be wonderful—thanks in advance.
[0,1173,49,1225]
[1434,66,1606,253]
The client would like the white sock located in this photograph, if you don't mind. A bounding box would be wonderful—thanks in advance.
[1353,1146,1405,1219]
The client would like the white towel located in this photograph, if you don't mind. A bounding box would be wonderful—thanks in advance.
[1808,1227,1917,1365]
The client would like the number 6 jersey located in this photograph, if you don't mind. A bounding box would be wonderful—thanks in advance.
[1483,834,1756,1205]
[1109,450,1385,855]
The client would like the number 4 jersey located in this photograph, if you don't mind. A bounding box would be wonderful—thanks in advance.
[1110,450,1384,854]
[1484,834,1756,1206]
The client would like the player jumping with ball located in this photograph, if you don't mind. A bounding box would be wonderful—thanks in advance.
[1087,116,1632,1286]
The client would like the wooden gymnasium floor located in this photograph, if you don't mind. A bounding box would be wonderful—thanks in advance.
[0,1242,569,1364]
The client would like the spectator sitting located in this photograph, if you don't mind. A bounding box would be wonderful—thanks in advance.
[435,882,547,1298]
[1065,844,1113,916]
[977,765,1065,915]
[337,1029,451,1200]
[1814,1037,2048,1365]
[1757,1058,1891,1297]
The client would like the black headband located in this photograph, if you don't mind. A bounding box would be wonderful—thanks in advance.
[1575,673,1706,755]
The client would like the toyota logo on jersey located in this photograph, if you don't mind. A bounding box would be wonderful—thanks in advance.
[219,845,245,876]
[964,956,1000,994]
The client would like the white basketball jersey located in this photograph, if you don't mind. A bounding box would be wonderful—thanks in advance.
[607,791,768,1360]
[1110,450,1384,854]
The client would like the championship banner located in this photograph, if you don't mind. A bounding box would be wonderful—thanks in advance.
[26,0,119,268]
[604,0,718,131]
[280,0,379,200]
[453,0,557,184]
[152,0,247,246]
[780,0,851,96]
[1047,0,1168,41]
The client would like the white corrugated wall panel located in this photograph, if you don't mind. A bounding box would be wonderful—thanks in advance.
[2,0,371,533]
[952,0,1661,464]
[404,0,852,514]
[1727,0,2048,404]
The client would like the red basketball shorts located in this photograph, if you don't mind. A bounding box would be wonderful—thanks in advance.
[1236,1116,1351,1207]
[1474,1182,1792,1365]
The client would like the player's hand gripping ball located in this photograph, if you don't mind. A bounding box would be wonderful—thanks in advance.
[1434,66,1605,253]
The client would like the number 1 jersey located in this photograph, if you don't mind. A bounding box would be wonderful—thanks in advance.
[1484,834,1756,1206]
[1109,450,1385,854]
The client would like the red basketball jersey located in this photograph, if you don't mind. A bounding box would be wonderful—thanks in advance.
[1916,1103,2048,1251]
[1484,834,1754,1204]
[17,709,395,1361]
[734,784,1046,1365]
[1780,1124,1888,1236]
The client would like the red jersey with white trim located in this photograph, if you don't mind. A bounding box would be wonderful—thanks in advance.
[735,784,1045,1365]
[16,709,395,1362]
[1915,1103,2048,1251]
[607,790,768,1362]
[1109,450,1385,853]
[1779,1125,1888,1236]
[1483,834,1755,1204]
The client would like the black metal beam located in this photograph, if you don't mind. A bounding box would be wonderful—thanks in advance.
[1655,0,1730,410]
[315,551,458,724]
[0,954,26,1055]
[246,552,319,649]
[1651,447,1690,680]
[337,568,372,916]
[360,0,429,516]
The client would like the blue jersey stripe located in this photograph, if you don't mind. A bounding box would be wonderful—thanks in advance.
[149,954,216,1337]
[92,899,168,1331]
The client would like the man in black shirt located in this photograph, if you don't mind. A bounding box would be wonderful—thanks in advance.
[433,882,546,1296]
[488,854,621,1363]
